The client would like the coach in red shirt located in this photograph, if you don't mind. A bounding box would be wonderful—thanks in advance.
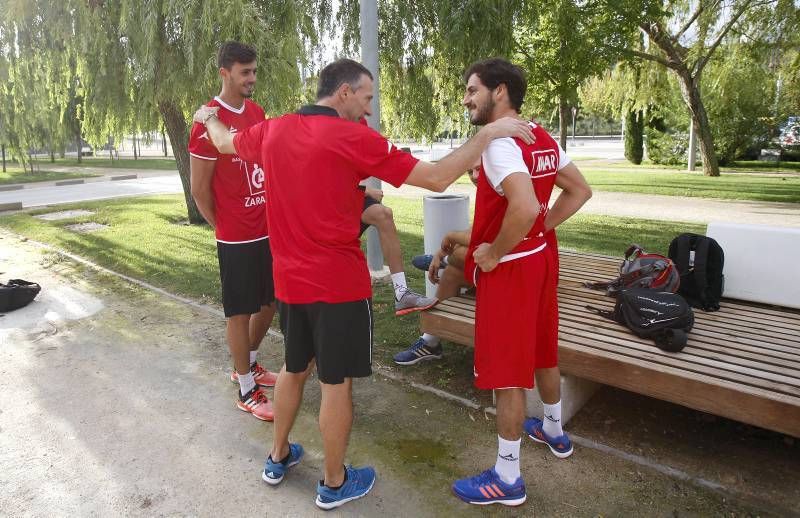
[193,58,533,510]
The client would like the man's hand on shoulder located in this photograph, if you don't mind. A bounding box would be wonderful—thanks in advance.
[193,106,219,125]
[483,117,535,145]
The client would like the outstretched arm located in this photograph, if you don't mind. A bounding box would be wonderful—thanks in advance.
[404,118,534,192]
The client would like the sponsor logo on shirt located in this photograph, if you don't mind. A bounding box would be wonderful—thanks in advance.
[531,149,558,177]
[233,157,266,208]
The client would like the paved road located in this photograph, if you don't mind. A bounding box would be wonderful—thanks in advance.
[0,175,182,208]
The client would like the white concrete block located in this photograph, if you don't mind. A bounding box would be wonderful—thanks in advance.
[524,375,602,425]
[707,222,800,309]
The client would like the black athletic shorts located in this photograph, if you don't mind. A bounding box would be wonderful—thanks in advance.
[359,195,382,237]
[216,238,275,317]
[278,298,373,384]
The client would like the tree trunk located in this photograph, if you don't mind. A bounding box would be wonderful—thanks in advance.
[50,149,55,163]
[624,110,644,165]
[558,100,570,150]
[133,134,138,159]
[677,74,720,176]
[161,125,168,157]
[159,99,203,224]
[1,145,6,173]
[76,133,82,164]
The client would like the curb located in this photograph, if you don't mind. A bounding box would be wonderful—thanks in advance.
[1,172,140,191]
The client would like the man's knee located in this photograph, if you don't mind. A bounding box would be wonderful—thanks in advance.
[362,204,393,228]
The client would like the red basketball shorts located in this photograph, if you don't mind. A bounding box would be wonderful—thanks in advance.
[470,246,559,390]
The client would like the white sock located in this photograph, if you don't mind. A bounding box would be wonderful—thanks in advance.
[238,371,256,396]
[421,333,440,347]
[249,350,258,366]
[494,435,521,484]
[392,272,408,300]
[542,401,564,437]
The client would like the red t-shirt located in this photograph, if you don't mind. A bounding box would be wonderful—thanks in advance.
[233,105,419,304]
[469,122,570,260]
[188,97,267,243]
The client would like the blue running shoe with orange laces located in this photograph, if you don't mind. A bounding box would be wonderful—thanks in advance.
[452,468,527,506]
[524,417,574,458]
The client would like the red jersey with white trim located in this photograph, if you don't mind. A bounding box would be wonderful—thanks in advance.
[233,105,419,304]
[468,122,570,258]
[188,97,267,243]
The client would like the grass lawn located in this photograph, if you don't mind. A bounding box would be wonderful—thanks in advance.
[63,157,177,169]
[0,193,705,401]
[16,157,178,170]
[0,167,99,186]
[578,167,800,203]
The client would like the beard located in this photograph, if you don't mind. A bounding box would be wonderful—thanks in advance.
[469,97,495,126]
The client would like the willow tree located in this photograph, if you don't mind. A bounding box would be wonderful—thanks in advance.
[339,0,630,147]
[1,0,328,221]
[77,0,329,222]
[606,0,794,176]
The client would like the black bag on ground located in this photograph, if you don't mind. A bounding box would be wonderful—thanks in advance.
[588,288,694,352]
[584,244,680,296]
[0,279,41,312]
[668,233,724,312]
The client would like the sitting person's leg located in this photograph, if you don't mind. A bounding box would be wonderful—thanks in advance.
[361,195,437,315]
[395,231,472,366]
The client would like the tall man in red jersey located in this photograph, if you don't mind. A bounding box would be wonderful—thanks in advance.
[451,59,592,507]
[188,42,277,422]
[193,58,534,510]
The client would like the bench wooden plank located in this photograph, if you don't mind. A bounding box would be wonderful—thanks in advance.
[419,249,800,437]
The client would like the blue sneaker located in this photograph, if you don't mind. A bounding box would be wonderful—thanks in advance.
[315,465,376,510]
[393,337,443,365]
[524,417,574,458]
[262,443,304,485]
[452,468,526,506]
[411,254,434,271]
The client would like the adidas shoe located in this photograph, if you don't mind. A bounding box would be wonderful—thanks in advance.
[315,465,376,510]
[394,289,438,316]
[237,386,274,421]
[393,337,443,365]
[230,362,278,388]
[452,468,527,506]
[262,443,304,485]
[524,417,573,458]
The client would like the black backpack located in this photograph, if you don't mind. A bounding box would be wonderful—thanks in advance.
[668,233,724,312]
[588,288,695,352]
[0,279,41,312]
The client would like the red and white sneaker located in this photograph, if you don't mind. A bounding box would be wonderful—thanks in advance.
[237,387,274,421]
[231,362,278,388]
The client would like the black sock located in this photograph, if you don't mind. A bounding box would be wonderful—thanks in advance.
[268,452,291,465]
[324,468,348,490]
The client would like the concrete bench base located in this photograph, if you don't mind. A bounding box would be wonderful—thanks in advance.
[525,375,602,425]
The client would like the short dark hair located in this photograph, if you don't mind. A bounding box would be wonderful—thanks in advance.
[463,58,527,112]
[217,41,257,69]
[316,59,373,100]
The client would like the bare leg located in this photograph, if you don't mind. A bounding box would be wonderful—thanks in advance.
[227,314,251,375]
[319,378,353,487]
[495,388,526,441]
[249,302,276,351]
[436,266,466,300]
[534,367,561,405]
[361,204,403,274]
[270,361,314,461]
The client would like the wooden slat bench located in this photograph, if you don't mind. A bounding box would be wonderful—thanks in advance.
[420,250,800,438]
